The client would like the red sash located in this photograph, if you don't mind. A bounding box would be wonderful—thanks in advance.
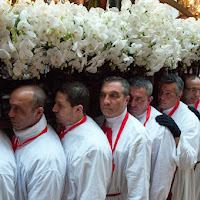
[12,125,48,152]
[101,112,129,172]
[59,115,87,140]
[168,101,180,117]
[195,99,200,110]
[106,193,121,197]
[143,105,151,127]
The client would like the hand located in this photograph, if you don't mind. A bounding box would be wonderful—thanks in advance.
[156,115,181,138]
[188,106,200,120]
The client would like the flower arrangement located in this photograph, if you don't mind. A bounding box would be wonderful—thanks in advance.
[0,0,200,79]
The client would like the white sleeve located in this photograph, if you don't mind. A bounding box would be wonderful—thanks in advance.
[0,174,15,200]
[150,128,176,200]
[175,117,200,169]
[126,134,151,200]
[27,170,65,200]
[65,149,112,200]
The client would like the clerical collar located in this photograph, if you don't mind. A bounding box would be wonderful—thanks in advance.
[162,106,174,115]
[14,114,47,143]
[135,110,148,124]
[63,117,85,131]
[106,108,127,127]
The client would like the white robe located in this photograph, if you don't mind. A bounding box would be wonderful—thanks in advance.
[96,108,151,200]
[0,130,16,200]
[163,101,200,200]
[194,99,200,200]
[14,115,66,200]
[184,99,200,200]
[135,106,176,200]
[61,115,112,200]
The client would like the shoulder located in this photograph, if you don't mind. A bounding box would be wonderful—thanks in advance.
[176,102,199,121]
[17,126,65,170]
[125,114,150,141]
[0,131,16,176]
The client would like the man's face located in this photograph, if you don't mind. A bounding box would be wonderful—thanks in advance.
[128,87,152,117]
[52,91,77,126]
[100,81,129,118]
[9,89,40,131]
[158,83,182,110]
[183,77,200,105]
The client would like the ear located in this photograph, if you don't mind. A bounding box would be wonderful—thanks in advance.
[178,92,183,99]
[125,95,130,105]
[75,105,83,114]
[148,96,153,104]
[36,107,44,120]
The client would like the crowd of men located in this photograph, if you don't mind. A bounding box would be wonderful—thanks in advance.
[0,73,200,200]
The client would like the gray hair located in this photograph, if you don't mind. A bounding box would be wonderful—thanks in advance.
[102,76,130,97]
[129,76,153,98]
[160,74,184,94]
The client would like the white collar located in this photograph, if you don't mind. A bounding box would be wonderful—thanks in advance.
[135,109,148,124]
[14,114,47,143]
[63,116,85,131]
[163,106,174,116]
[106,108,127,127]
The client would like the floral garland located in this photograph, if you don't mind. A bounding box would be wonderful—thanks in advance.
[0,0,200,79]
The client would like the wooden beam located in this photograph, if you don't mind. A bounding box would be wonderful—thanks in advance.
[159,0,196,18]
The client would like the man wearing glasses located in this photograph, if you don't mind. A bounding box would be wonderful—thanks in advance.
[182,74,200,112]
[182,74,200,200]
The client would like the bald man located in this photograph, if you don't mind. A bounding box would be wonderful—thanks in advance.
[9,85,66,200]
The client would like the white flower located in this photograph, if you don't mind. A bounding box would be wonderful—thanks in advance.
[12,62,27,77]
[0,49,11,59]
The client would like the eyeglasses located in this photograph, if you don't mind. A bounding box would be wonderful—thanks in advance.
[185,88,200,93]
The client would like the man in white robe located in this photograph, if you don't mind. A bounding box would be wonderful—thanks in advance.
[9,85,66,200]
[0,130,16,200]
[157,74,200,200]
[182,74,200,200]
[182,74,200,112]
[98,76,151,200]
[52,81,112,200]
[128,76,176,200]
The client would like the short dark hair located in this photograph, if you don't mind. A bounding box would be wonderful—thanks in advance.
[129,76,153,98]
[102,76,130,97]
[182,74,200,87]
[58,81,90,114]
[160,74,184,94]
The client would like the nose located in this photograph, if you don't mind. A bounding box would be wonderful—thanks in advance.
[103,95,110,105]
[52,104,58,112]
[130,98,137,107]
[8,107,15,118]
[158,92,164,100]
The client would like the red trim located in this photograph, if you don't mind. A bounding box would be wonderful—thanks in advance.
[102,112,129,172]
[112,112,129,154]
[144,105,151,127]
[194,161,200,170]
[106,193,121,197]
[168,101,180,117]
[59,115,87,140]
[195,99,200,110]
[166,167,178,200]
[12,126,48,152]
